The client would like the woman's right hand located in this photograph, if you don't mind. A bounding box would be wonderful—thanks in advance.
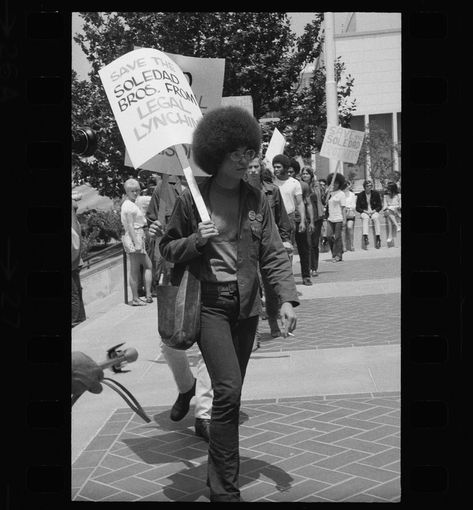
[196,220,219,247]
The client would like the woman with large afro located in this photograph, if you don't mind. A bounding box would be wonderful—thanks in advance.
[160,106,299,502]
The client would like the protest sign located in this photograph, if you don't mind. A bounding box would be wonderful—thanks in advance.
[263,128,286,172]
[124,48,225,175]
[99,47,204,170]
[320,124,365,164]
[221,95,254,115]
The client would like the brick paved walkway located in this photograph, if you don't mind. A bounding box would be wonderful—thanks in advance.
[72,250,400,502]
[72,393,400,502]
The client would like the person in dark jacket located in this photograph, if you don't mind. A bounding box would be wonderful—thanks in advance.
[356,179,383,249]
[245,157,293,343]
[159,106,299,502]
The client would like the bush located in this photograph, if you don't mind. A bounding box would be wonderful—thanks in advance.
[77,209,123,259]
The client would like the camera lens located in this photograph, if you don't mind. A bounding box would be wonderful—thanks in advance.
[72,126,98,157]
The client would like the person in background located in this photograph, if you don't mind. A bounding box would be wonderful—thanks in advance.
[318,178,330,251]
[246,157,293,343]
[288,158,315,286]
[147,176,213,443]
[342,180,357,252]
[72,199,86,326]
[383,181,402,247]
[120,178,153,305]
[273,154,312,286]
[356,179,383,249]
[325,172,347,262]
[300,166,324,276]
[159,106,298,502]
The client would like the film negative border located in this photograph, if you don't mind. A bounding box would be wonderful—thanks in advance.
[2,5,465,507]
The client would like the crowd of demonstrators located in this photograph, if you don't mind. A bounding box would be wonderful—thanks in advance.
[325,172,347,262]
[342,180,357,252]
[245,156,293,344]
[288,158,315,286]
[120,178,153,305]
[356,179,383,250]
[300,166,325,277]
[272,154,313,286]
[159,106,298,503]
[147,175,213,443]
[383,181,402,247]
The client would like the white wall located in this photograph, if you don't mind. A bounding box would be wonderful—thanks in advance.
[335,31,401,115]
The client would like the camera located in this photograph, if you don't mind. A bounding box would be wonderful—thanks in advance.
[72,126,98,157]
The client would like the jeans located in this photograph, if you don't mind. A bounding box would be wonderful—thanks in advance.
[361,212,381,236]
[308,219,323,272]
[198,282,258,502]
[294,221,311,279]
[160,343,212,420]
[327,221,343,259]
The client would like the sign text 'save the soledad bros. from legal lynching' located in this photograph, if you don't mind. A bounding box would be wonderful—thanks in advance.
[99,48,203,170]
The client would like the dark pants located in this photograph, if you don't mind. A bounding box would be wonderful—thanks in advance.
[198,282,258,502]
[327,221,344,259]
[72,269,86,327]
[308,219,323,272]
[294,221,311,278]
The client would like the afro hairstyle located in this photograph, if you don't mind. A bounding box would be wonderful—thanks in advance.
[326,172,346,188]
[192,106,261,175]
[272,154,291,169]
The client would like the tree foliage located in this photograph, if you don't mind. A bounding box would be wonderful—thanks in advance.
[72,12,356,198]
[356,122,399,185]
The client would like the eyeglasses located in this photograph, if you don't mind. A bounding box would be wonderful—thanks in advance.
[230,149,256,162]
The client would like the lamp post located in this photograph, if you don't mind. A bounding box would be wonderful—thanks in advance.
[324,12,339,176]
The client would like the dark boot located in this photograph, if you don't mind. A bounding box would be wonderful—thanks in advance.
[375,235,381,249]
[362,234,369,250]
[170,378,196,421]
[194,418,210,442]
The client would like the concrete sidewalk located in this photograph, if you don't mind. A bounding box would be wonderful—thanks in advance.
[72,243,400,502]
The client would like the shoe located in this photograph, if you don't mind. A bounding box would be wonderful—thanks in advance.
[302,277,313,286]
[332,256,342,262]
[170,379,196,421]
[131,299,146,306]
[362,235,369,249]
[146,297,153,303]
[375,236,381,249]
[194,418,210,442]
[311,270,318,277]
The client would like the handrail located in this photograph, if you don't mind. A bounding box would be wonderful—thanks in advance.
[82,242,123,269]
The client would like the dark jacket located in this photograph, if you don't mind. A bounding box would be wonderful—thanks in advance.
[261,181,291,243]
[356,190,382,214]
[146,178,183,225]
[159,178,299,319]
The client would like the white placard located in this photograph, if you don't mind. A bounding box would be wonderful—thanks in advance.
[99,47,203,170]
[263,128,286,172]
[320,124,365,164]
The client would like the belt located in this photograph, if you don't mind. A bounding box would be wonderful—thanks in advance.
[201,281,238,293]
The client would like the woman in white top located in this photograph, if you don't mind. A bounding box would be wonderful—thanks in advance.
[121,178,153,305]
[383,181,402,247]
[342,180,357,251]
[326,172,347,262]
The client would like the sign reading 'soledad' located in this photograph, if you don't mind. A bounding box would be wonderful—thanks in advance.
[320,124,365,164]
[99,48,203,170]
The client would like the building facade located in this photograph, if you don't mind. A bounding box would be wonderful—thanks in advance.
[302,12,401,190]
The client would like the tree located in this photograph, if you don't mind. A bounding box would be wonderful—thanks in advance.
[72,12,356,197]
[278,57,356,159]
[356,121,399,186]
